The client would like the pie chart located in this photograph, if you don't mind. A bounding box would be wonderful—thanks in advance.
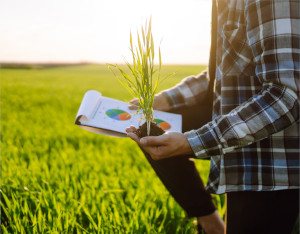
[154,118,171,131]
[105,109,131,121]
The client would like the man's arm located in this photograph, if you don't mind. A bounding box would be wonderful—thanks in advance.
[185,0,299,158]
[160,71,210,110]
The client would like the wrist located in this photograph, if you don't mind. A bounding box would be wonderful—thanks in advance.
[182,134,193,155]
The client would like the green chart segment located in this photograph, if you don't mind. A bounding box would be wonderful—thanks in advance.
[105,109,131,121]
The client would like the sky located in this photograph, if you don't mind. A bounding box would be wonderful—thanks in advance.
[1,0,212,65]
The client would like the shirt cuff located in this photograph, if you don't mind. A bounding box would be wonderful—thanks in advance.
[184,122,224,159]
[184,130,209,159]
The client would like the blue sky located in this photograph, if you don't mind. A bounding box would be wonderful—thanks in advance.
[1,0,212,64]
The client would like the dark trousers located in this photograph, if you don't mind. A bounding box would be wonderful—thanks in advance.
[142,104,299,233]
[227,189,299,234]
[142,104,216,217]
[143,152,216,217]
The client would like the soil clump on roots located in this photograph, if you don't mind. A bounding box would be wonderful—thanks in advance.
[135,122,165,138]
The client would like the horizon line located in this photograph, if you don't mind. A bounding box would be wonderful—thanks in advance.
[0,61,208,66]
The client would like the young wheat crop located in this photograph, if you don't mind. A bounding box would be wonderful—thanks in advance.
[109,17,161,136]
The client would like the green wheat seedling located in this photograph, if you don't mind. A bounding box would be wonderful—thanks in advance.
[109,17,165,136]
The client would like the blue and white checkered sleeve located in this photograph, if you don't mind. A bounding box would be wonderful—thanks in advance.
[185,0,300,159]
[160,71,209,110]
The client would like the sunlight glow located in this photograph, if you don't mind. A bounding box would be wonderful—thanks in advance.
[1,0,212,64]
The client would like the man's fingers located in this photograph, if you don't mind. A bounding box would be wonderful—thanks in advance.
[127,132,140,143]
[129,99,138,105]
[145,145,170,160]
[128,105,138,110]
[128,99,139,110]
[140,134,168,146]
[125,125,137,133]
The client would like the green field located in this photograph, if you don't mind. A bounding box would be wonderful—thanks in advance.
[1,64,225,233]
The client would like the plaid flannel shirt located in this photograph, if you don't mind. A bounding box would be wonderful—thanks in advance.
[161,0,300,194]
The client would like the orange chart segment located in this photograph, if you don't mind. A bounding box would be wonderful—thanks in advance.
[119,113,131,120]
[154,118,171,131]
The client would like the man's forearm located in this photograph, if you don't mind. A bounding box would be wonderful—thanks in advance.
[185,82,299,159]
[161,71,210,110]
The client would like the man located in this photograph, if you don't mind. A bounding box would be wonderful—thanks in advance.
[127,0,299,233]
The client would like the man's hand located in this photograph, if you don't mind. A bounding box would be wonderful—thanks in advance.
[129,93,171,112]
[126,126,194,160]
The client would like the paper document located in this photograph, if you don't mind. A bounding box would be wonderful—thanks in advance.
[75,90,182,137]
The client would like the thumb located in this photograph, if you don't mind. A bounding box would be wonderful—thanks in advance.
[140,135,167,146]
